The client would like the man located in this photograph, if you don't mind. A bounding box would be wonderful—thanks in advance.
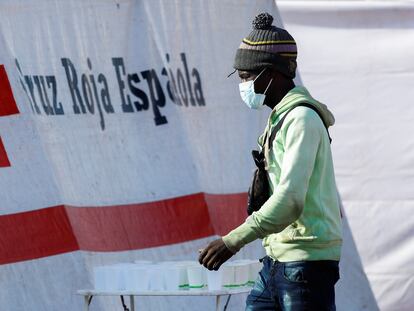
[199,12,342,311]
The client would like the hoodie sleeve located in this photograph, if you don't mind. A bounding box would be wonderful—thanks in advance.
[222,107,323,253]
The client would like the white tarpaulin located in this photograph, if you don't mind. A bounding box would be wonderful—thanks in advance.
[279,1,414,310]
[0,0,412,310]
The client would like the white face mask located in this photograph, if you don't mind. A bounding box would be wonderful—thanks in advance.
[239,68,273,110]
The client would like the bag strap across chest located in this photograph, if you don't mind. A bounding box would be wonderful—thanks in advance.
[264,103,331,153]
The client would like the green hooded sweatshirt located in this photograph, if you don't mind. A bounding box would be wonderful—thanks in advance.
[223,86,342,262]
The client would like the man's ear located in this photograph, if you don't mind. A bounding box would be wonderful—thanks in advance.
[267,67,278,79]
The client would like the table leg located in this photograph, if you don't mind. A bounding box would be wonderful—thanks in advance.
[83,295,90,311]
[216,295,221,311]
[223,295,232,311]
[130,295,135,311]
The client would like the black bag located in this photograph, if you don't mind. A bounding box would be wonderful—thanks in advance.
[247,150,269,216]
[247,103,331,215]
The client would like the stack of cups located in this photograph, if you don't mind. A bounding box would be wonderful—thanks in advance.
[221,263,235,288]
[93,259,263,292]
[220,262,249,288]
[159,261,190,291]
[93,266,111,291]
[248,260,262,285]
[93,263,134,291]
[232,262,250,287]
[125,264,151,291]
[205,259,263,290]
[187,263,206,290]
[232,259,262,285]
[206,270,222,291]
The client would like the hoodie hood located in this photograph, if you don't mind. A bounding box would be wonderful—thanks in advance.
[269,86,335,128]
[258,86,335,148]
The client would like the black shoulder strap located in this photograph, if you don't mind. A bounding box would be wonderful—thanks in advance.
[268,103,332,150]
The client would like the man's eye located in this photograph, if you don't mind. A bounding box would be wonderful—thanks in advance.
[240,75,252,80]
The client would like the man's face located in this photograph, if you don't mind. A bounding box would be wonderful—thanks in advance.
[238,68,273,94]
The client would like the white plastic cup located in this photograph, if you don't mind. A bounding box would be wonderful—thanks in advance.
[206,270,223,291]
[187,265,206,290]
[125,264,151,291]
[159,261,192,289]
[93,263,133,291]
[174,262,190,289]
[249,261,263,284]
[221,264,235,288]
[107,264,133,291]
[94,266,111,291]
[231,259,262,285]
[149,266,165,291]
[233,263,249,286]
[163,265,181,291]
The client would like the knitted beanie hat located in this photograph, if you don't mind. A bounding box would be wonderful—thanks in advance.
[233,12,297,78]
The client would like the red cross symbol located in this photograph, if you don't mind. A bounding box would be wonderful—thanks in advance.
[0,136,10,167]
[0,64,19,167]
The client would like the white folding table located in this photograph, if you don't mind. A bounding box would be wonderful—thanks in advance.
[77,287,252,311]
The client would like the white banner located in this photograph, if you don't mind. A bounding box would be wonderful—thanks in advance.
[280,2,414,311]
[0,1,275,310]
[0,0,412,310]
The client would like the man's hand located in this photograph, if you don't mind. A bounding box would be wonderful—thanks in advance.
[198,238,234,271]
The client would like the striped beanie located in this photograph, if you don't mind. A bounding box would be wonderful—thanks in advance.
[233,12,297,78]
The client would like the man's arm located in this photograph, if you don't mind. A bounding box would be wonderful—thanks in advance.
[222,108,323,252]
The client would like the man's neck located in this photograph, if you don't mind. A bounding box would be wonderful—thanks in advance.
[266,80,296,110]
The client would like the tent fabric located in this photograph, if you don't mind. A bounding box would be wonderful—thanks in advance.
[0,0,412,310]
[279,2,414,310]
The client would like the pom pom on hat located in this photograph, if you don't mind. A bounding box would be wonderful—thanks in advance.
[252,12,273,30]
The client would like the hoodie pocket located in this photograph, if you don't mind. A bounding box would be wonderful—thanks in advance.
[274,226,318,243]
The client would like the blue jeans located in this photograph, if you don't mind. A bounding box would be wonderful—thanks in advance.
[246,256,339,311]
